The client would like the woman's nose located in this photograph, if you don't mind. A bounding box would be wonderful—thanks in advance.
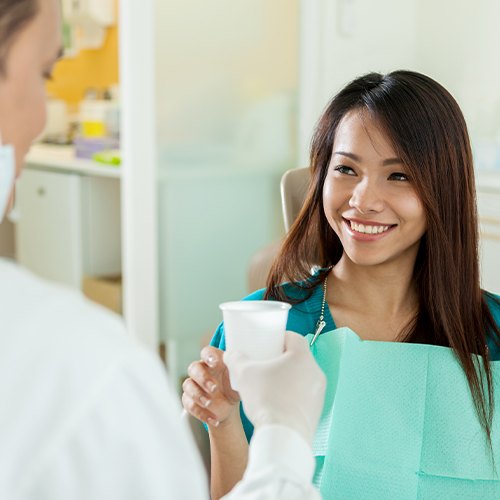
[348,179,385,214]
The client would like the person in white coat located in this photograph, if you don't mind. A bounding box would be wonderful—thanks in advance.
[0,0,325,498]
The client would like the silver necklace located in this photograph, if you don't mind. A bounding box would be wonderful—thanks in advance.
[310,275,328,346]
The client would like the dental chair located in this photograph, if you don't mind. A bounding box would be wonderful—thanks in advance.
[280,167,311,233]
[247,167,311,291]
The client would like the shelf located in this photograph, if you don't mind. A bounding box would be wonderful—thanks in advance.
[25,144,121,179]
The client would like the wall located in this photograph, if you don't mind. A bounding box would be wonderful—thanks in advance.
[299,0,500,164]
[46,10,119,108]
[155,0,299,156]
[414,0,500,143]
[298,0,418,165]
[320,0,418,99]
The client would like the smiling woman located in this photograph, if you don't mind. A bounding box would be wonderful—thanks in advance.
[266,70,500,361]
[265,70,500,450]
[323,111,427,268]
[182,70,500,498]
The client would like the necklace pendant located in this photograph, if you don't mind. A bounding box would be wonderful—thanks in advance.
[310,320,326,346]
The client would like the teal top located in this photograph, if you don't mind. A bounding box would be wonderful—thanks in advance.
[210,285,500,441]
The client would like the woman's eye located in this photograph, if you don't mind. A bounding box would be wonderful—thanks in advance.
[334,165,356,176]
[388,172,409,182]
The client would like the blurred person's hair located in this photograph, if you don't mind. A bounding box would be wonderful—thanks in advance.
[0,0,39,75]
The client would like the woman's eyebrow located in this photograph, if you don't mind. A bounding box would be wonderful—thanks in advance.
[334,151,402,166]
[334,151,360,162]
[382,157,403,166]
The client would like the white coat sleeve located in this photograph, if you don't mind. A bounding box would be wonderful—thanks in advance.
[20,346,209,500]
[222,425,321,500]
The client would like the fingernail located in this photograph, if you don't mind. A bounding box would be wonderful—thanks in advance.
[200,396,211,408]
[206,355,216,367]
[206,382,217,393]
[207,417,219,427]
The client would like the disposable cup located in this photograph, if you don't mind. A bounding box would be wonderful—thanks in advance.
[219,300,291,389]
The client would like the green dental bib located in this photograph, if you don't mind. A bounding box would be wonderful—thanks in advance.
[306,328,500,499]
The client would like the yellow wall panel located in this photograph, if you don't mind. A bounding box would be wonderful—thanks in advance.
[46,25,119,108]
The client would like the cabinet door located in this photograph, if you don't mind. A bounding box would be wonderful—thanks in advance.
[15,169,82,288]
[81,176,121,276]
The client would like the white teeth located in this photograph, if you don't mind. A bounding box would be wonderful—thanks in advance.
[349,221,391,234]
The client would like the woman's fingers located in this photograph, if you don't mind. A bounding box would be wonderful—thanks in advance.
[181,374,229,421]
[200,346,225,373]
[181,392,219,427]
[199,347,240,403]
[187,360,218,393]
[182,348,240,425]
[182,378,212,409]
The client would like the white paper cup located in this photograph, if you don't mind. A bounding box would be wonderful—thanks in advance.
[219,301,291,389]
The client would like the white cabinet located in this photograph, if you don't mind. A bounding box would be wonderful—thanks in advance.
[81,176,121,277]
[15,168,121,289]
[15,169,83,288]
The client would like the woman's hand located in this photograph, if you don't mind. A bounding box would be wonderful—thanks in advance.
[182,346,240,427]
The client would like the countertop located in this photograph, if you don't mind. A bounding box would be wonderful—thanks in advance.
[25,144,121,179]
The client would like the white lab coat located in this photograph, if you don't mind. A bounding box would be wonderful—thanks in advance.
[0,259,319,500]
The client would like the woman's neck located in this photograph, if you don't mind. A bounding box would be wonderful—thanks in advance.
[329,253,418,320]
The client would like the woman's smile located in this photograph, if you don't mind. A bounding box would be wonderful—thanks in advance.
[342,217,397,241]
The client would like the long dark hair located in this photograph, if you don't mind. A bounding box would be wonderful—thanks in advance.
[0,0,39,75]
[266,70,500,451]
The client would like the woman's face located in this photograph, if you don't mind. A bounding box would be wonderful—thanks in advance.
[323,110,427,269]
[0,0,62,175]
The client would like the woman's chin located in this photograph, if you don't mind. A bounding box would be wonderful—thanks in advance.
[342,249,392,268]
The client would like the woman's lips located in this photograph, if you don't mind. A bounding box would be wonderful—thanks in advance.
[342,218,397,242]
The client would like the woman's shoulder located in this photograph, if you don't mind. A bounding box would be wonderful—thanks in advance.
[485,291,500,323]
[484,292,500,361]
[240,282,317,302]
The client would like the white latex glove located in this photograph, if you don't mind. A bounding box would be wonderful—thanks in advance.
[224,331,326,444]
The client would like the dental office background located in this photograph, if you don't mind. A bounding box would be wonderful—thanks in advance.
[1,0,499,387]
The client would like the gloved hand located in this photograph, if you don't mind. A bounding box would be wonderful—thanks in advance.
[224,331,326,445]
